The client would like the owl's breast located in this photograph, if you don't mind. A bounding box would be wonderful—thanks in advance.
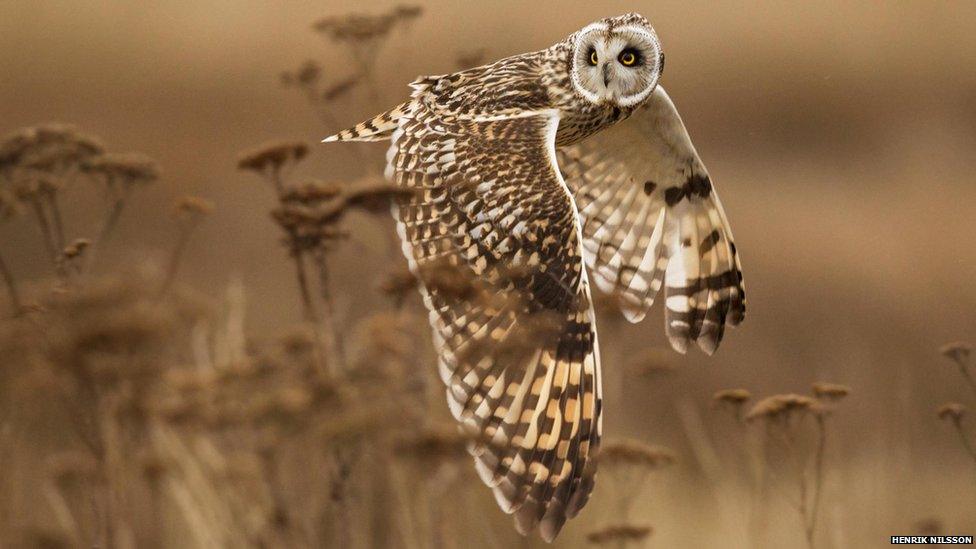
[554,104,630,147]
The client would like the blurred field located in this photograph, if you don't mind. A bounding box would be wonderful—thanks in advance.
[1,1,975,548]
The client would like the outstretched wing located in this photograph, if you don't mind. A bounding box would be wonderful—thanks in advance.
[558,86,745,355]
[388,92,602,541]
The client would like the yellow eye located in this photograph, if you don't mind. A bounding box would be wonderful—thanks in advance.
[589,50,598,66]
[619,51,636,66]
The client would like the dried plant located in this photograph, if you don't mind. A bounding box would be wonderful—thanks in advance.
[237,140,308,195]
[811,382,850,402]
[713,388,753,421]
[0,124,105,276]
[939,341,976,399]
[937,402,976,464]
[159,196,213,297]
[0,125,159,281]
[599,439,675,523]
[747,389,846,548]
[455,49,489,70]
[81,153,160,262]
[626,347,676,378]
[0,188,23,314]
[586,523,653,546]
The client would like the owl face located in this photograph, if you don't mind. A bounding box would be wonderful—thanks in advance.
[570,18,663,108]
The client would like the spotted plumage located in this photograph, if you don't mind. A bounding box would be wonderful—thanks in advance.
[324,12,745,542]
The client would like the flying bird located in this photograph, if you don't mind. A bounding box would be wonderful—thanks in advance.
[323,12,745,541]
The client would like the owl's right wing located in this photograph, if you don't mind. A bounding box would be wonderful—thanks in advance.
[388,95,602,541]
[557,86,746,355]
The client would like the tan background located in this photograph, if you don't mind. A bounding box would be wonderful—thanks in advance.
[2,1,976,546]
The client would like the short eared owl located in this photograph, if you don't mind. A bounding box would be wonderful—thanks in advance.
[325,13,745,541]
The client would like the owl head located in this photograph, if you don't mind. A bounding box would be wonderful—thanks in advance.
[569,13,663,108]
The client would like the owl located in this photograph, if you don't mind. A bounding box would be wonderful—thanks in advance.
[324,12,745,542]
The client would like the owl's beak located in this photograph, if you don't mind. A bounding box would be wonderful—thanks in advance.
[601,63,612,86]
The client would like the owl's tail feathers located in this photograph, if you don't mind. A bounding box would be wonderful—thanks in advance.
[321,102,410,143]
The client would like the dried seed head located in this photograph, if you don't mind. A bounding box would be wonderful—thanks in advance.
[281,179,343,204]
[392,4,424,22]
[295,60,321,86]
[342,179,417,215]
[377,264,418,305]
[455,49,488,70]
[939,342,972,367]
[811,382,850,401]
[586,524,653,545]
[62,238,91,260]
[626,348,676,377]
[81,153,160,184]
[599,439,675,470]
[0,123,104,172]
[11,172,62,201]
[322,76,361,101]
[713,388,752,405]
[313,13,397,43]
[937,402,966,423]
[237,140,308,173]
[746,393,820,423]
[175,195,214,217]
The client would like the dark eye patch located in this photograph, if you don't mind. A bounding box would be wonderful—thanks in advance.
[587,46,598,66]
[618,47,643,67]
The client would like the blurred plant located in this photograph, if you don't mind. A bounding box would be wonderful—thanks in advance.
[0,124,159,281]
[939,342,976,399]
[391,424,472,548]
[237,140,308,195]
[746,387,848,549]
[239,140,416,375]
[311,6,422,86]
[81,152,160,268]
[937,402,976,465]
[0,187,23,314]
[586,523,653,547]
[282,5,424,172]
[598,439,675,523]
[0,124,104,271]
[626,347,676,379]
[455,49,489,70]
[713,388,753,421]
[934,342,976,470]
[159,196,213,297]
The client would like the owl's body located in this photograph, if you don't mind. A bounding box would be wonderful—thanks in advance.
[325,13,745,542]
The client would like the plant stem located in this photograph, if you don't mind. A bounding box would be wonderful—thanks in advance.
[30,197,66,277]
[958,366,976,402]
[953,422,976,465]
[48,194,67,252]
[312,250,344,374]
[806,415,827,547]
[329,446,354,549]
[0,251,23,315]
[158,222,195,298]
[292,249,319,323]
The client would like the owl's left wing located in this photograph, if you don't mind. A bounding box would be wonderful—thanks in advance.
[389,95,602,540]
[557,86,746,355]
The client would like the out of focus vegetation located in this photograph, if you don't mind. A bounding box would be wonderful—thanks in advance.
[1,2,975,548]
